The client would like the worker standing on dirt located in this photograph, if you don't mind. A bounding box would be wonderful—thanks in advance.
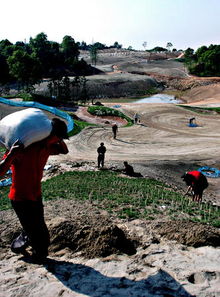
[181,170,208,203]
[112,123,118,139]
[134,113,140,124]
[0,118,69,263]
[97,142,106,168]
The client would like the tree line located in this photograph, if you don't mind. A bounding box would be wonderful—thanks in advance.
[0,33,123,91]
[184,44,220,76]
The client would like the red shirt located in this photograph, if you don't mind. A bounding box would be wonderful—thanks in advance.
[4,139,56,201]
[187,171,202,181]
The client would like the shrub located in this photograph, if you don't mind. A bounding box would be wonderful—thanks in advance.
[87,106,133,126]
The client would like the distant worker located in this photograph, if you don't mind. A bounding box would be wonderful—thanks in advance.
[112,123,118,139]
[123,161,143,177]
[97,142,106,168]
[189,117,197,127]
[181,170,208,203]
[123,161,135,176]
[134,113,140,124]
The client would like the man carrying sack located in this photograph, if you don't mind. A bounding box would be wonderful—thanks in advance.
[0,115,69,264]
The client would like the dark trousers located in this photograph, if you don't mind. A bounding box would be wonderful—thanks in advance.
[11,200,50,257]
[98,154,105,168]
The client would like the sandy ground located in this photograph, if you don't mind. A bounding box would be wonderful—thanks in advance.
[48,101,220,206]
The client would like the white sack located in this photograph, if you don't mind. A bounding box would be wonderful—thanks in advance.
[0,108,52,149]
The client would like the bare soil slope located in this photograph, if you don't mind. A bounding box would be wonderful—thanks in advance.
[1,52,220,296]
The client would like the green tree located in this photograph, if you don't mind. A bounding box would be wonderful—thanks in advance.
[29,33,54,76]
[185,44,220,76]
[0,39,13,56]
[184,48,195,62]
[166,42,173,51]
[79,41,88,50]
[79,76,88,102]
[151,46,167,52]
[113,41,122,49]
[89,44,98,65]
[195,45,208,58]
[7,49,41,88]
[61,35,79,68]
[0,54,10,83]
[93,42,106,50]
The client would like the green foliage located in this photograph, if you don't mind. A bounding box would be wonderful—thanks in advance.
[0,186,11,210]
[67,118,97,136]
[48,75,88,102]
[150,46,167,52]
[61,35,79,68]
[178,105,220,114]
[1,171,219,227]
[166,42,173,51]
[112,41,122,49]
[0,39,13,57]
[0,54,10,83]
[185,44,220,77]
[87,106,133,126]
[16,92,33,101]
[78,40,122,51]
[0,32,94,91]
[184,47,195,63]
[92,42,106,50]
[7,49,42,87]
[89,45,98,65]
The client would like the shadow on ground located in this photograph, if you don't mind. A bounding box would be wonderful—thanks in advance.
[44,259,193,297]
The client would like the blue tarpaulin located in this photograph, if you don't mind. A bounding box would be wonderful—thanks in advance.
[0,97,74,132]
[198,166,220,178]
[188,123,198,127]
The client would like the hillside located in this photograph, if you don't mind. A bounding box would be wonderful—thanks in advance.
[1,50,220,296]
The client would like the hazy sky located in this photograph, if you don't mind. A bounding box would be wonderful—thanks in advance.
[1,0,219,51]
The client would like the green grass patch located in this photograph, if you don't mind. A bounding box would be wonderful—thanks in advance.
[87,106,133,127]
[0,186,11,210]
[68,118,97,136]
[1,171,219,227]
[178,105,220,115]
[0,147,6,153]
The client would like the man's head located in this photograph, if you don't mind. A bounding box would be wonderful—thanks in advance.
[181,172,187,180]
[100,142,104,146]
[51,118,69,139]
[181,172,193,186]
[124,161,128,166]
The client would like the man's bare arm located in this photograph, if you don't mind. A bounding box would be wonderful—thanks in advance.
[184,185,192,196]
[0,140,24,177]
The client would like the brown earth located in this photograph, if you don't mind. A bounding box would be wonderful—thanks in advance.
[1,53,220,296]
[49,100,220,206]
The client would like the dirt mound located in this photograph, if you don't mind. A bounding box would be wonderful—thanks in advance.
[153,220,220,247]
[48,217,137,258]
